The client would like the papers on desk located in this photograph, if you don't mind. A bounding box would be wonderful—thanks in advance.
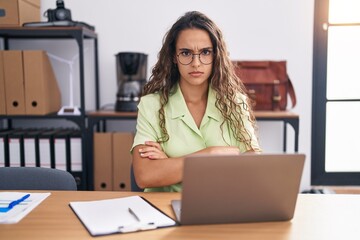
[69,195,177,236]
[0,192,51,224]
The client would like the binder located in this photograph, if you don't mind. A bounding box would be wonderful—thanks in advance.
[38,129,59,168]
[8,130,25,167]
[23,129,43,167]
[69,130,82,172]
[3,51,26,115]
[0,0,40,26]
[0,131,5,167]
[0,129,16,167]
[0,51,6,115]
[53,129,73,171]
[93,132,113,191]
[112,132,134,191]
[66,130,83,189]
[23,50,61,115]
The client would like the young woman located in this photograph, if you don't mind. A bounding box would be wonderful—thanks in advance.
[131,11,261,192]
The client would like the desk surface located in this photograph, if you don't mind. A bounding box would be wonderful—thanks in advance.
[1,191,358,240]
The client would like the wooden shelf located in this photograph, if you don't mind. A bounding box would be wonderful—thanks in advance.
[254,110,299,119]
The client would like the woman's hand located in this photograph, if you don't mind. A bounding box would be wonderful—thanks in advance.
[138,141,168,160]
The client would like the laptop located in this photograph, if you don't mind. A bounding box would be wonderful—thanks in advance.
[171,153,305,225]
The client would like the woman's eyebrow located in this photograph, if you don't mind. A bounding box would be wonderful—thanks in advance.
[178,47,213,52]
[178,48,191,51]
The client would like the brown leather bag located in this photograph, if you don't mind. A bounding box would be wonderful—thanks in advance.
[233,61,296,111]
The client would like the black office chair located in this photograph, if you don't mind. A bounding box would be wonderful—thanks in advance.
[0,167,77,191]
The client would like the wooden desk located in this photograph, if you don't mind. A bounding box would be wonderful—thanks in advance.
[1,191,359,239]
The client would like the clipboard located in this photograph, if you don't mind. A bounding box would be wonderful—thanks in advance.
[69,195,178,236]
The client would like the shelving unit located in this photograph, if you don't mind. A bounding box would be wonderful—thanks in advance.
[86,111,137,190]
[0,27,300,191]
[0,27,99,190]
[86,110,299,190]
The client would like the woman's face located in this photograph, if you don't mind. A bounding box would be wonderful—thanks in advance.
[175,28,213,88]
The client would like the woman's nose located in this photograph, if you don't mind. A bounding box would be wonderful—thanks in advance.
[191,54,201,66]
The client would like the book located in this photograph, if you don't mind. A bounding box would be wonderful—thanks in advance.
[69,195,177,236]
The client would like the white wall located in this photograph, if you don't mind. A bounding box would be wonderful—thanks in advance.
[40,0,315,190]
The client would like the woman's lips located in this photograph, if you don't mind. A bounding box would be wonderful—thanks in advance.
[189,71,203,77]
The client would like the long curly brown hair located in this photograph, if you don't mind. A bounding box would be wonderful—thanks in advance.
[143,11,258,150]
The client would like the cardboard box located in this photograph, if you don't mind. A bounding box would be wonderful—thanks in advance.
[0,51,6,115]
[112,132,134,191]
[23,50,61,115]
[3,50,26,115]
[0,0,40,26]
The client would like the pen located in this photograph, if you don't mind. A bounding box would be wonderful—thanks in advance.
[119,208,156,233]
[0,194,31,213]
[128,207,141,222]
[8,194,30,210]
[128,207,155,226]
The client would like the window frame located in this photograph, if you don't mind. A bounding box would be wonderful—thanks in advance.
[312,0,360,185]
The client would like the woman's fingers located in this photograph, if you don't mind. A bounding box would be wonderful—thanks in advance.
[139,144,167,159]
[144,141,162,150]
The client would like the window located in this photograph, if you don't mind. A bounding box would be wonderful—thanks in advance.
[312,0,360,185]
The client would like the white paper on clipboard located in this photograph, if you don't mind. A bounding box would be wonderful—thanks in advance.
[69,195,177,236]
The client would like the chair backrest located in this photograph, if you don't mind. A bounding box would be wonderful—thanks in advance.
[0,167,77,191]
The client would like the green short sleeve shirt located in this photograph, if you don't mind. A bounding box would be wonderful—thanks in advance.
[131,84,260,192]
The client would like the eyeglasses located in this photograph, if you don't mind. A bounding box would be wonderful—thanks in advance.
[176,49,214,65]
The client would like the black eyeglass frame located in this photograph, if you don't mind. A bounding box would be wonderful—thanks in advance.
[176,51,214,65]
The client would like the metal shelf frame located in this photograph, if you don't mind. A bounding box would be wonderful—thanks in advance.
[0,27,100,190]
